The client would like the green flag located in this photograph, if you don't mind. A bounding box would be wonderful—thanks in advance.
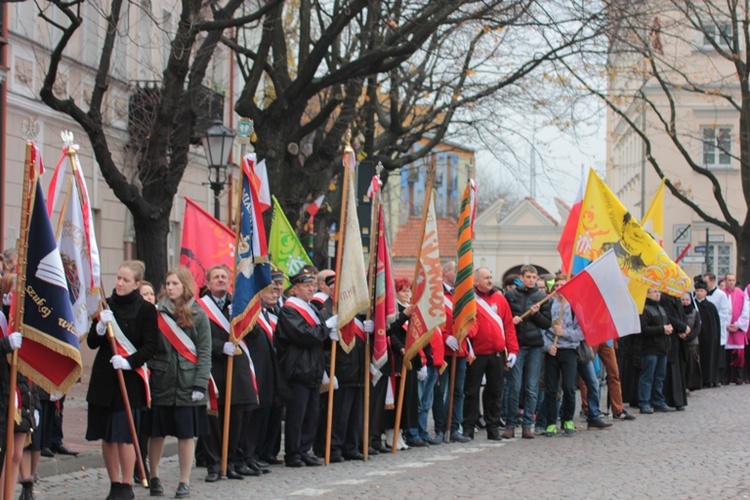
[269,195,313,283]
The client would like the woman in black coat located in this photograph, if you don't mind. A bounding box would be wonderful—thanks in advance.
[86,260,158,500]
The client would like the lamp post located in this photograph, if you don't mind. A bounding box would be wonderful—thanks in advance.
[202,119,236,219]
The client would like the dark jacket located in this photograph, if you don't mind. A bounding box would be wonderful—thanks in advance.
[205,293,259,408]
[245,307,291,406]
[639,297,671,356]
[504,285,551,348]
[151,297,212,407]
[275,297,331,388]
[310,299,366,389]
[388,303,422,374]
[87,289,159,410]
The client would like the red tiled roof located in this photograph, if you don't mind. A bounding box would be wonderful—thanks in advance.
[393,267,415,281]
[525,197,558,226]
[391,216,459,259]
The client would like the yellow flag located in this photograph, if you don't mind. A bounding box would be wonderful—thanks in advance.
[641,178,665,247]
[573,169,691,303]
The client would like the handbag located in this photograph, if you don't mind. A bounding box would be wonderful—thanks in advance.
[576,340,595,364]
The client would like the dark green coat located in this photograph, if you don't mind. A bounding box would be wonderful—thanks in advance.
[151,297,211,407]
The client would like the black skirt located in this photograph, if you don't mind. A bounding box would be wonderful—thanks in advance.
[150,405,208,439]
[86,403,141,444]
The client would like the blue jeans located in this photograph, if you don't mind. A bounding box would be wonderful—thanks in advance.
[577,360,601,420]
[438,356,467,433]
[505,347,543,428]
[432,366,449,434]
[638,354,667,409]
[417,366,439,440]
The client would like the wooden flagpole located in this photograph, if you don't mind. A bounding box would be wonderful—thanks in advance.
[4,141,35,499]
[65,143,149,489]
[362,166,382,461]
[221,156,247,476]
[392,156,436,453]
[325,139,353,465]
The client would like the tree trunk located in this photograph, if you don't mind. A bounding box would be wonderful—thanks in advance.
[735,227,750,287]
[133,211,172,285]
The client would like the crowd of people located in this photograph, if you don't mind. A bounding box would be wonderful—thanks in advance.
[0,247,748,500]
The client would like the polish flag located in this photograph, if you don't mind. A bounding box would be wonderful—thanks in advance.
[555,249,641,346]
[557,165,587,274]
[253,157,272,212]
[307,194,325,217]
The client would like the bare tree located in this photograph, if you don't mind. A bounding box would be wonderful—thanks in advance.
[552,1,750,281]
[37,0,279,283]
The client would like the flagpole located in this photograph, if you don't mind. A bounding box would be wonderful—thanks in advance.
[221,156,247,476]
[325,140,353,465]
[4,141,36,499]
[362,169,382,461]
[392,157,436,453]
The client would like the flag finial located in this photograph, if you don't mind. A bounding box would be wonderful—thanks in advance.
[61,130,75,148]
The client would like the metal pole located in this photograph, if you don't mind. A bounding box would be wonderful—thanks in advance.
[705,227,710,273]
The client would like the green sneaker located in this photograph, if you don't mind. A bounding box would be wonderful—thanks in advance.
[562,420,576,436]
[544,424,558,437]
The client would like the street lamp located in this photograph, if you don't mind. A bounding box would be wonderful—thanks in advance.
[202,119,236,219]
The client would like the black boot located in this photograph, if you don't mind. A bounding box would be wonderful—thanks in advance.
[116,483,135,500]
[18,480,34,500]
[105,482,122,500]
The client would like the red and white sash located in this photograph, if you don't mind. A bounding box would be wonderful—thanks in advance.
[444,295,453,315]
[258,311,277,341]
[110,317,151,405]
[284,296,321,327]
[475,295,505,341]
[157,312,198,363]
[199,295,230,333]
[310,291,329,307]
[238,340,260,400]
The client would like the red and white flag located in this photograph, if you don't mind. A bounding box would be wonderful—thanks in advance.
[245,154,272,212]
[306,194,325,218]
[555,249,641,345]
[404,189,445,363]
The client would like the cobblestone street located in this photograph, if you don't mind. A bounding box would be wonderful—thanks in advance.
[31,383,750,499]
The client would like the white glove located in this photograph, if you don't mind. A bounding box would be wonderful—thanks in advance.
[191,391,205,402]
[506,353,517,369]
[333,376,339,390]
[329,327,339,341]
[325,315,339,329]
[227,304,232,316]
[223,342,236,356]
[110,355,131,371]
[96,310,114,336]
[2,293,11,306]
[417,366,428,381]
[49,393,59,402]
[363,320,375,333]
[34,410,39,427]
[7,332,22,350]
[446,335,460,351]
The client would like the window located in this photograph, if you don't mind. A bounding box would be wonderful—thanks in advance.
[703,22,732,47]
[702,127,732,167]
[706,243,732,276]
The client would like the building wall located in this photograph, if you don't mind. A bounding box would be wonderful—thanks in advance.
[606,6,745,278]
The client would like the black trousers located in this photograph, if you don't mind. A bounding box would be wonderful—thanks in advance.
[238,409,263,466]
[368,373,388,448]
[257,402,283,460]
[331,386,363,457]
[462,352,506,436]
[284,384,320,460]
[205,404,248,474]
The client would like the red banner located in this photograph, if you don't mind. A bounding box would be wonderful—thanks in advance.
[180,198,236,290]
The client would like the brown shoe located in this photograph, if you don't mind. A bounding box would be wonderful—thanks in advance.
[521,427,535,439]
[501,427,515,439]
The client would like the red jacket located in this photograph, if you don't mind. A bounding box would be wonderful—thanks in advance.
[441,287,470,357]
[469,288,519,356]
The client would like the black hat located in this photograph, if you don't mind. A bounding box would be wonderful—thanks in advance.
[271,270,284,282]
[325,274,336,287]
[289,268,315,285]
[694,278,708,291]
